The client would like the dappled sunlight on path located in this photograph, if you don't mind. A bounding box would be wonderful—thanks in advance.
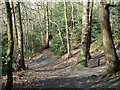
[8,49,109,88]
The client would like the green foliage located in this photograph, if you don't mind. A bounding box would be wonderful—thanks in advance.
[2,63,8,76]
[50,2,83,55]
[110,7,120,39]
[2,31,8,76]
[2,32,8,58]
[51,35,67,56]
[49,2,67,56]
[23,24,43,55]
[90,35,103,52]
[91,7,101,39]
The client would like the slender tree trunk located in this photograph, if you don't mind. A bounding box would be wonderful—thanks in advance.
[45,2,49,48]
[15,2,25,70]
[40,3,46,49]
[23,20,26,52]
[98,2,120,75]
[22,10,27,53]
[87,0,93,60]
[71,2,74,52]
[50,2,53,40]
[64,1,71,57]
[5,1,14,90]
[11,2,19,65]
[78,0,91,67]
[24,5,29,52]
[12,2,18,45]
[31,23,34,53]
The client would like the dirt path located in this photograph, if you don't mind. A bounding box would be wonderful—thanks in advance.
[2,49,120,89]
[15,49,106,88]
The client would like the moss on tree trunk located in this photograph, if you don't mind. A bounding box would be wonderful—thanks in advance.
[78,1,93,67]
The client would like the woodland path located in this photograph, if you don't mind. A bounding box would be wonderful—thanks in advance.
[3,48,120,89]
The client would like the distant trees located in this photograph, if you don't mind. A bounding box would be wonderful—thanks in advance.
[45,2,49,48]
[50,2,73,56]
[98,1,120,76]
[5,1,14,90]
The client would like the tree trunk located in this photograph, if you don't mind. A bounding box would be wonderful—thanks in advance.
[15,2,25,70]
[45,2,49,48]
[24,6,29,51]
[31,23,34,53]
[5,1,14,90]
[71,2,74,52]
[98,2,120,75]
[87,1,93,60]
[12,2,18,45]
[78,1,91,67]
[64,1,71,57]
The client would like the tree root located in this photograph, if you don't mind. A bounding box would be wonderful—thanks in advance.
[99,71,116,79]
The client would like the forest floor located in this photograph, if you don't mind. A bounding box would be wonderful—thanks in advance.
[2,45,120,89]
